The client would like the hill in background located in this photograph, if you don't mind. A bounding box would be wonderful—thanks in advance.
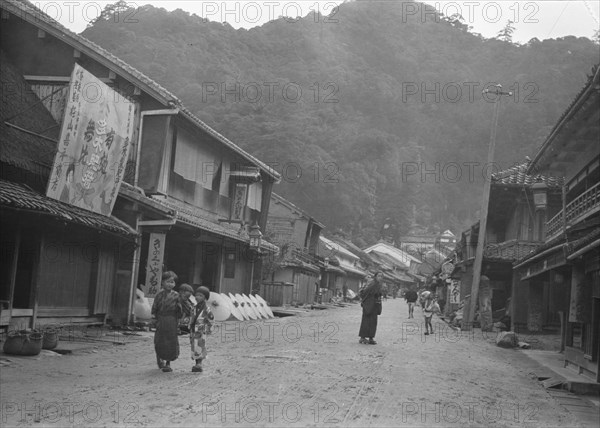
[82,0,600,245]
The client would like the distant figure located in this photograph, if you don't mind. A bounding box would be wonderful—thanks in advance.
[152,271,182,372]
[358,272,383,345]
[404,288,418,319]
[423,295,441,335]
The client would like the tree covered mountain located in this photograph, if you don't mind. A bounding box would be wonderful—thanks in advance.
[82,0,599,244]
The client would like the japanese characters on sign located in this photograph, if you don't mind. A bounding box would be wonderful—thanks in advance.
[232,183,248,221]
[449,279,461,304]
[143,233,166,298]
[46,64,135,216]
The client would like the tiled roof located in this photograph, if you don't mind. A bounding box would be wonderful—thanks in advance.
[320,236,360,260]
[527,64,600,173]
[0,49,58,178]
[271,193,325,227]
[566,227,600,255]
[338,260,368,277]
[2,0,280,182]
[150,196,278,253]
[492,161,564,188]
[280,259,320,274]
[0,179,136,236]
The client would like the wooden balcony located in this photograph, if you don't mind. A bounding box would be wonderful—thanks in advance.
[458,240,541,263]
[546,182,600,241]
[484,240,541,261]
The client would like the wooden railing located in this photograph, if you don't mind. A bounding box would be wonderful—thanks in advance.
[546,182,600,240]
[484,240,541,261]
[458,240,541,262]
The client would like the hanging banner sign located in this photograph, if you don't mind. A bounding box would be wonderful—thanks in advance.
[143,232,166,298]
[46,63,135,216]
[232,183,248,221]
[448,279,461,304]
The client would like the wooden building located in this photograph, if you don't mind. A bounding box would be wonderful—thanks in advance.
[0,50,137,328]
[0,0,280,326]
[264,193,323,305]
[453,161,564,328]
[514,65,600,382]
[319,236,369,296]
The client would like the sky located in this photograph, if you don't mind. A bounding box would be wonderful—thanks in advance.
[33,0,599,43]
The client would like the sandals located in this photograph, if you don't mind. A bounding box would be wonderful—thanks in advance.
[161,366,173,372]
[157,358,165,369]
[368,339,377,345]
[359,338,368,344]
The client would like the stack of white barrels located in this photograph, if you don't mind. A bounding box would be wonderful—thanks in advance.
[206,293,276,321]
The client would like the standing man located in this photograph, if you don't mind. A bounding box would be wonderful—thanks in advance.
[404,288,418,319]
[358,272,384,345]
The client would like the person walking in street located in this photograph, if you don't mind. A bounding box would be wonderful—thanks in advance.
[423,294,441,335]
[358,272,383,345]
[190,286,214,373]
[152,271,182,372]
[404,288,418,319]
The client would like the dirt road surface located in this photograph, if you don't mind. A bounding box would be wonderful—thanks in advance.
[0,299,587,427]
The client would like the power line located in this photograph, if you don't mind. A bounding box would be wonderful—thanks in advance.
[546,1,570,39]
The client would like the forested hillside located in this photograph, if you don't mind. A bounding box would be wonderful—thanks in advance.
[82,0,600,245]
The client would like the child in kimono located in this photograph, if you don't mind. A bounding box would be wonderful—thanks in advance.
[151,271,182,372]
[190,286,214,372]
[178,283,194,334]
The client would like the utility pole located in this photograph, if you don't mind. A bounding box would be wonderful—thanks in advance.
[463,85,512,331]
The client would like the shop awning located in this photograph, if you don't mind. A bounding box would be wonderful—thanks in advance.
[0,179,137,237]
[148,195,279,254]
[338,261,368,278]
[280,259,321,274]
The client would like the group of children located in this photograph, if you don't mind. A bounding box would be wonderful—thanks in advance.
[151,271,214,373]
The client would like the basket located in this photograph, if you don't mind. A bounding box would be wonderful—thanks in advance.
[3,330,44,356]
[41,328,59,350]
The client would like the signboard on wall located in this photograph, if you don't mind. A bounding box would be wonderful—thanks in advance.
[46,63,135,216]
[143,232,166,298]
[448,279,461,304]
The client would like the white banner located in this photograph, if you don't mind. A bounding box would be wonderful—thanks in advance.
[47,64,135,216]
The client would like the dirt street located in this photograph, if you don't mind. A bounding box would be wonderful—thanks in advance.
[0,299,586,427]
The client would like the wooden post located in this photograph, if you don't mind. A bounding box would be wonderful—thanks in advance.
[6,227,21,323]
[30,233,45,329]
[463,85,512,330]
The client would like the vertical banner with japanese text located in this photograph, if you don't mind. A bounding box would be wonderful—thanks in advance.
[143,232,166,299]
[232,183,248,221]
[46,64,135,216]
[448,279,461,304]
